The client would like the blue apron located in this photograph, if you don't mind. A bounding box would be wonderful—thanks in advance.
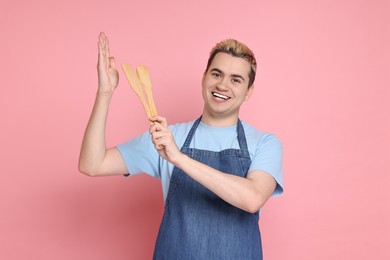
[153,117,262,260]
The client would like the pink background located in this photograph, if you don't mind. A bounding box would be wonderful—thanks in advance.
[1,0,389,259]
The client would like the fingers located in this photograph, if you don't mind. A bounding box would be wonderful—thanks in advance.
[98,32,110,68]
[149,121,170,148]
[150,126,168,150]
[106,34,110,56]
[98,33,106,68]
[148,118,182,162]
[149,121,166,134]
[152,133,168,150]
[149,116,168,127]
[149,117,169,149]
[151,131,178,154]
[98,34,103,59]
[103,35,109,68]
[98,33,106,54]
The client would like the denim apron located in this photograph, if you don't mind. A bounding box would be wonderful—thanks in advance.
[153,117,262,260]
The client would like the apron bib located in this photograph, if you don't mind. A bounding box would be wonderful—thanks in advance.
[153,117,262,260]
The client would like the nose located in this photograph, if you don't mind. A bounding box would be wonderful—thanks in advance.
[216,78,229,91]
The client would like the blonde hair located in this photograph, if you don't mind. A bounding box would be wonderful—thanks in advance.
[205,39,257,87]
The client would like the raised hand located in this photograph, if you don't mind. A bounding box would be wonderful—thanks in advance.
[97,32,119,94]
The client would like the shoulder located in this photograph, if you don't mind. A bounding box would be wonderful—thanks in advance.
[241,121,282,150]
[242,121,284,196]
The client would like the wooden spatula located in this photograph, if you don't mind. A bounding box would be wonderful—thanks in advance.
[121,64,158,121]
[136,65,157,117]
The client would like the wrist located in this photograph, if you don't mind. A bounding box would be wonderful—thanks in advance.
[173,153,190,169]
[96,91,114,99]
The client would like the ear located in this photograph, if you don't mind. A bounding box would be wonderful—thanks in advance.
[244,85,254,101]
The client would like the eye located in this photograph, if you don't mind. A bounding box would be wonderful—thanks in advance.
[232,78,242,84]
[211,72,221,78]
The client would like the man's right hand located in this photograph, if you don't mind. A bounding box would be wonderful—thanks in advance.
[97,32,119,94]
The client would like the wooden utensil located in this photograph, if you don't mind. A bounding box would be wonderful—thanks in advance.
[121,64,158,121]
[136,65,157,117]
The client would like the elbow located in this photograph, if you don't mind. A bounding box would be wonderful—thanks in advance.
[78,162,99,177]
[243,194,268,214]
[245,203,262,214]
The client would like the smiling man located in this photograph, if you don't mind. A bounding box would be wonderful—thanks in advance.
[79,33,283,260]
[202,51,254,126]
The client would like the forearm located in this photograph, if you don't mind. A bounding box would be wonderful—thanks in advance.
[149,117,274,213]
[78,93,113,174]
[174,154,265,213]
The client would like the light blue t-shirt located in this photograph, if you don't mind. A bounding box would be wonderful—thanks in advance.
[117,119,283,203]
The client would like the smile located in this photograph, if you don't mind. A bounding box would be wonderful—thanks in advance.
[212,92,231,100]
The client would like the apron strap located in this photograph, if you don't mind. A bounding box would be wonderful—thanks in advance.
[181,117,202,149]
[237,119,248,151]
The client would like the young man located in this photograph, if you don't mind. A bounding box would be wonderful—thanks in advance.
[79,32,283,259]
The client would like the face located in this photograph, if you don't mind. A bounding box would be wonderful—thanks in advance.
[202,52,254,123]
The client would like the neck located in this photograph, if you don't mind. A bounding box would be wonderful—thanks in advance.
[201,110,239,127]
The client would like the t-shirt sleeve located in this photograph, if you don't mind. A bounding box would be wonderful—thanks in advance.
[116,131,160,178]
[249,134,283,196]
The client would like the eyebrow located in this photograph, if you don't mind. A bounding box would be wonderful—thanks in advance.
[210,68,246,82]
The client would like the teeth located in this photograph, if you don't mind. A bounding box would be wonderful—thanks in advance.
[212,92,230,100]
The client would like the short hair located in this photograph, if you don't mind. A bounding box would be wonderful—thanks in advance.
[205,39,257,87]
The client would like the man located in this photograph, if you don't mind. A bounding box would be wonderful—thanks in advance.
[79,32,283,259]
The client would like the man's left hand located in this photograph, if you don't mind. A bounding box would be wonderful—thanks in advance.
[149,116,183,165]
